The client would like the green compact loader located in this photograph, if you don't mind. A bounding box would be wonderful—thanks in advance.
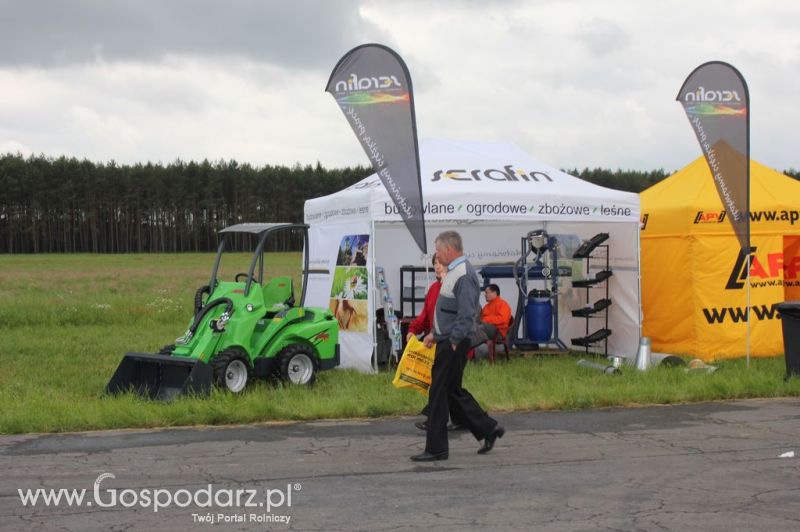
[107,223,339,400]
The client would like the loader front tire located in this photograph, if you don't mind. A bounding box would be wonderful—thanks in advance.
[278,344,317,386]
[212,348,252,393]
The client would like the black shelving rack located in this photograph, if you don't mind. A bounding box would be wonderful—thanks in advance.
[570,239,612,355]
[399,265,430,318]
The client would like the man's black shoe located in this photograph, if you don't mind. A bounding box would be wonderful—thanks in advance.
[415,421,466,431]
[477,426,505,454]
[410,450,448,462]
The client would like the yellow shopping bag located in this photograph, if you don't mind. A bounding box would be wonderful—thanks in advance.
[392,336,436,396]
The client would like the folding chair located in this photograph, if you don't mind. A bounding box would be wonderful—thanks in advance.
[488,316,514,363]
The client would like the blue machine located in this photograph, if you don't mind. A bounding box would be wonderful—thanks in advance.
[526,290,552,342]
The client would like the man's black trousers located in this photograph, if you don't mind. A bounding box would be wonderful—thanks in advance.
[425,339,497,454]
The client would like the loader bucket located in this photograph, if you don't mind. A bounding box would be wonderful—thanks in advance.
[106,353,213,400]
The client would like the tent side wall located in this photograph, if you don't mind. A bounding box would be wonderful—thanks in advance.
[644,229,798,360]
[786,235,800,301]
[641,233,695,355]
[693,233,796,359]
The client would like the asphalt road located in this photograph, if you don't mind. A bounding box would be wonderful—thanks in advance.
[1,398,799,531]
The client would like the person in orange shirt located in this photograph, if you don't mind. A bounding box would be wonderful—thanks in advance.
[478,284,512,349]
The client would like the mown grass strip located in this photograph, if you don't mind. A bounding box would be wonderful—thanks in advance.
[1,253,797,434]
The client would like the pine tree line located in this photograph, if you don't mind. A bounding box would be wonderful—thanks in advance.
[0,154,371,253]
[565,167,672,193]
[0,154,796,253]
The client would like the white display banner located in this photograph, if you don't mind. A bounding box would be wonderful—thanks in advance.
[307,221,374,372]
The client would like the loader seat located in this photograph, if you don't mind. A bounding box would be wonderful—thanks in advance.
[262,276,295,315]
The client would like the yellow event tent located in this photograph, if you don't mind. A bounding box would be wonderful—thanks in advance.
[640,157,800,360]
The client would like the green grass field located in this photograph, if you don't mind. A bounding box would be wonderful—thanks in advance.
[1,253,798,435]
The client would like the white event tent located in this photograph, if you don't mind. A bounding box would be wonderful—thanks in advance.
[303,139,641,372]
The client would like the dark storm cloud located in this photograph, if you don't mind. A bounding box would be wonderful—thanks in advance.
[0,0,376,68]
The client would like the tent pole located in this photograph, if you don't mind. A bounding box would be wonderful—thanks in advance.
[371,218,378,373]
[636,219,643,340]
[746,254,751,368]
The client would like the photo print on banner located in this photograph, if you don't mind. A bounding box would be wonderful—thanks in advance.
[329,234,370,332]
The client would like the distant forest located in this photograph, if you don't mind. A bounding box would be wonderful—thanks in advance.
[0,153,797,253]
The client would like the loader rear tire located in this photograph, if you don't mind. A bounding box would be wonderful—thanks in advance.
[212,348,252,393]
[278,344,317,386]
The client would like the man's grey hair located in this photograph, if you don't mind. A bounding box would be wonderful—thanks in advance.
[435,231,463,252]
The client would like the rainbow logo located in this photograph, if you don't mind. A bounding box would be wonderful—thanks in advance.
[685,103,747,117]
[336,92,409,106]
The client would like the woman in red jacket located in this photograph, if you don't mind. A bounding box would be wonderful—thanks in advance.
[406,254,445,342]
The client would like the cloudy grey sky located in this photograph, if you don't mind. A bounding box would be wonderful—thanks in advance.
[1,0,798,172]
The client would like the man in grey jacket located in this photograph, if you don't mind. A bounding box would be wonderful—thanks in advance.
[411,231,505,462]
